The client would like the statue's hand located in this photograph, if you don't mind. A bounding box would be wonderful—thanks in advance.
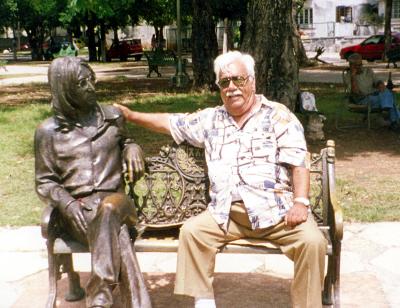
[123,144,145,183]
[61,200,91,235]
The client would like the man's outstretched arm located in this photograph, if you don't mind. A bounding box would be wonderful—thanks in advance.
[114,103,172,135]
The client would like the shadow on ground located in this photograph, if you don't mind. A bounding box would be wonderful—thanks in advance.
[11,268,391,308]
[13,271,291,308]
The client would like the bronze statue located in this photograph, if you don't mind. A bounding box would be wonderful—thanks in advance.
[35,57,152,308]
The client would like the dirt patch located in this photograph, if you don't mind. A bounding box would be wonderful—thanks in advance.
[0,78,186,107]
[309,126,400,180]
[0,83,50,106]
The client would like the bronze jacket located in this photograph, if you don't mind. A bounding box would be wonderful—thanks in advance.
[35,105,131,209]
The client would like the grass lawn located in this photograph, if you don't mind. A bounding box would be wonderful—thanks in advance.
[0,76,399,226]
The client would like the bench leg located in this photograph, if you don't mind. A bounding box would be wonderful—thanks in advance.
[46,240,58,308]
[333,242,341,308]
[156,66,161,77]
[322,255,334,306]
[61,254,85,302]
[148,65,161,77]
[323,241,341,307]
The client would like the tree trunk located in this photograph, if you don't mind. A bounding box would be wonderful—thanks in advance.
[384,0,393,60]
[239,14,247,48]
[293,30,309,67]
[227,19,234,51]
[100,22,107,62]
[28,29,44,61]
[292,2,309,67]
[12,27,17,61]
[241,0,299,110]
[191,0,219,90]
[87,16,97,62]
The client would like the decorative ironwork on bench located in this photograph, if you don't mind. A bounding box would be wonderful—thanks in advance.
[130,142,328,229]
[130,142,210,228]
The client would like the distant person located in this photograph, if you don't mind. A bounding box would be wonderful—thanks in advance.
[151,34,156,51]
[344,53,400,131]
[35,57,151,308]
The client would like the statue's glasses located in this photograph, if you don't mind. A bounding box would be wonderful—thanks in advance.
[78,76,96,89]
[217,75,249,89]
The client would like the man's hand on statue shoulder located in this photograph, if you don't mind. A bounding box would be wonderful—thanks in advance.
[284,202,308,229]
[123,143,145,183]
[61,200,91,235]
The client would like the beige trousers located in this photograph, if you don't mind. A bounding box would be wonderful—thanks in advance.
[174,202,327,308]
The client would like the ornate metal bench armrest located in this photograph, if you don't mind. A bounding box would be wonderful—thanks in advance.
[41,205,62,240]
[326,140,343,241]
[41,205,55,239]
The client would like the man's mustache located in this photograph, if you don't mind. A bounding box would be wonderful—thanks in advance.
[226,90,242,97]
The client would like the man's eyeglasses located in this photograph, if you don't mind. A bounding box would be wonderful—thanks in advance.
[217,75,249,89]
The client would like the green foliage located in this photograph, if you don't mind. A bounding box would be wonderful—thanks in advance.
[17,0,64,32]
[62,0,133,23]
[0,0,18,29]
[137,0,175,29]
[212,0,248,21]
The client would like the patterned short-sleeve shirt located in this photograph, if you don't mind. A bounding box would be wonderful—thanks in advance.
[169,95,308,231]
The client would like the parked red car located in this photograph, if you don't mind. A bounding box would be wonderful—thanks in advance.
[106,38,143,62]
[340,33,400,61]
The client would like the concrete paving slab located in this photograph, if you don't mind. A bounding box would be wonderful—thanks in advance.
[360,223,400,247]
[0,252,47,282]
[0,226,46,252]
[371,248,400,275]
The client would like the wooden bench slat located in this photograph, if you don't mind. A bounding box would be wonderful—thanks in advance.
[53,226,332,256]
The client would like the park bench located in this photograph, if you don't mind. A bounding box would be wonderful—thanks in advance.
[41,140,343,308]
[144,50,189,79]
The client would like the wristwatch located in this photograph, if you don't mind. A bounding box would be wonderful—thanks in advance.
[294,197,310,206]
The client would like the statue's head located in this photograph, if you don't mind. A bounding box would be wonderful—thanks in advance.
[48,57,97,124]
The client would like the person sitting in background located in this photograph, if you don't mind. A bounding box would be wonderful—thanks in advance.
[344,53,400,131]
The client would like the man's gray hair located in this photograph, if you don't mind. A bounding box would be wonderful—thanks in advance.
[214,51,255,84]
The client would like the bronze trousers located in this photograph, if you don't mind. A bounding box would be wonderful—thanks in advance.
[66,192,151,308]
[174,202,327,308]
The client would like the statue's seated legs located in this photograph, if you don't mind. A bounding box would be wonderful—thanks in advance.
[63,192,149,308]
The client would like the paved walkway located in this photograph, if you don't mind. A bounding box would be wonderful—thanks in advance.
[0,222,399,307]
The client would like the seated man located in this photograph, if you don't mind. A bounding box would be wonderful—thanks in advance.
[344,52,400,130]
[115,51,327,308]
[35,57,151,308]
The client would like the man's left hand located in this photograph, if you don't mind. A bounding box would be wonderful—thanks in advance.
[284,202,308,229]
[123,144,145,182]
